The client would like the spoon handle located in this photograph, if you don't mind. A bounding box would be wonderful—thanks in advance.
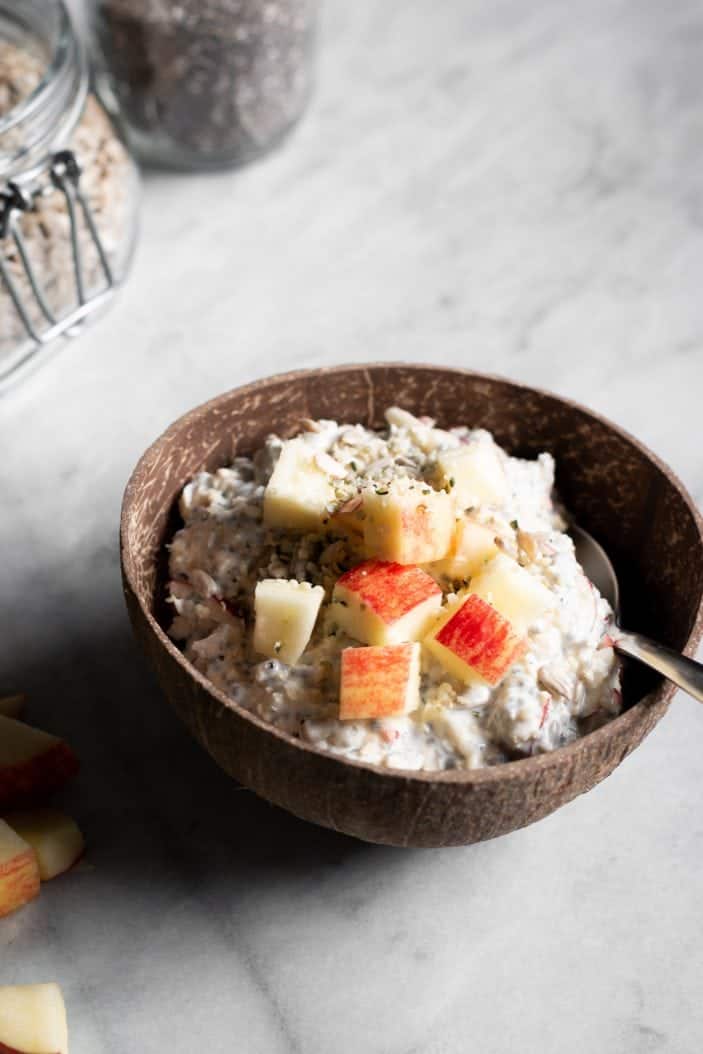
[613,632,703,702]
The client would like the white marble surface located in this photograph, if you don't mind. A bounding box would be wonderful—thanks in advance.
[2,0,703,1050]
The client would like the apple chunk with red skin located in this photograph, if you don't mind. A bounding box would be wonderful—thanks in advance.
[4,811,85,882]
[0,820,40,919]
[340,642,421,720]
[331,560,442,645]
[0,984,68,1054]
[0,716,79,810]
[362,478,454,564]
[425,594,526,685]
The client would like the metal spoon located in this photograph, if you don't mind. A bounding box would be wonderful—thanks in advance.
[571,525,703,702]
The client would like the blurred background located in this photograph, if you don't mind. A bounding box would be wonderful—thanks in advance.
[6,0,703,469]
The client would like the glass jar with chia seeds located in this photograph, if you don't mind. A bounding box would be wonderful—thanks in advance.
[91,0,318,170]
[0,0,139,390]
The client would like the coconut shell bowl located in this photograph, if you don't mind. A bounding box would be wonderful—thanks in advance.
[120,365,703,848]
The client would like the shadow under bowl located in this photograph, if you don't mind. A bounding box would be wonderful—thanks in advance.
[120,364,703,847]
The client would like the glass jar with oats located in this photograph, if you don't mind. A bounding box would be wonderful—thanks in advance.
[0,0,139,389]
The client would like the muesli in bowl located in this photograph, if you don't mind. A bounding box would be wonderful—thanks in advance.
[166,406,621,772]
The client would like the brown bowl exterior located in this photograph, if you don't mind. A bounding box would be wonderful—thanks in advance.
[120,365,703,847]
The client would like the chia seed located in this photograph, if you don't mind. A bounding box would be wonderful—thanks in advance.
[92,0,318,169]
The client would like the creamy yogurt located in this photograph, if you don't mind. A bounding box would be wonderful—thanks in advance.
[166,408,621,771]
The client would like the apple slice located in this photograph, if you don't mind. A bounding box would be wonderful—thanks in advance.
[0,820,40,919]
[263,439,338,531]
[331,560,442,645]
[0,717,79,810]
[435,441,508,511]
[0,696,26,720]
[432,519,500,581]
[0,984,68,1054]
[425,593,526,685]
[340,642,421,720]
[362,478,454,564]
[253,579,325,664]
[4,811,84,882]
[469,552,554,632]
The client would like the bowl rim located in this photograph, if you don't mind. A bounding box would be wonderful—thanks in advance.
[120,362,703,786]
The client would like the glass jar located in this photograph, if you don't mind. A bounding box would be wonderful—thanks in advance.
[91,0,318,170]
[0,0,139,389]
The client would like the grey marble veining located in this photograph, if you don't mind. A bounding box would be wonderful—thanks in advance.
[1,1,702,1051]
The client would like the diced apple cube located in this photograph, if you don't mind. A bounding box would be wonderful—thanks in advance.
[0,716,79,810]
[433,518,500,580]
[362,478,454,564]
[436,441,508,511]
[331,560,442,645]
[253,579,325,664]
[469,552,554,632]
[0,820,40,919]
[263,439,337,531]
[4,811,84,882]
[424,594,526,685]
[0,984,68,1054]
[340,642,421,720]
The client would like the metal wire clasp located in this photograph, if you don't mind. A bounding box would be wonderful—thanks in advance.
[0,148,115,347]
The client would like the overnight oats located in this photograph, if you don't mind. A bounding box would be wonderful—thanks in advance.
[166,408,622,772]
